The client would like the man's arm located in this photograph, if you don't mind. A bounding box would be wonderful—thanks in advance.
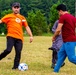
[52,23,63,42]
[25,26,33,43]
[75,23,76,36]
[52,20,59,33]
[0,20,2,24]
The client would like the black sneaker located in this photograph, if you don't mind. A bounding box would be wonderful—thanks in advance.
[12,67,18,70]
[61,62,65,67]
[48,47,52,50]
[51,62,65,69]
[51,63,55,69]
[48,47,55,50]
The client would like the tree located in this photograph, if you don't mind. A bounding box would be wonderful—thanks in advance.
[27,11,36,34]
[0,0,75,35]
[49,1,60,31]
[50,4,59,24]
[61,0,75,16]
[0,9,12,34]
[33,10,47,35]
[27,10,47,35]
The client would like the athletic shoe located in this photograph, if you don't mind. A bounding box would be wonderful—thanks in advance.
[48,47,55,50]
[51,62,65,69]
[12,67,18,70]
[51,63,55,69]
[61,62,65,67]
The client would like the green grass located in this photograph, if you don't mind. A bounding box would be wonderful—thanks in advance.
[0,36,76,75]
[41,33,53,36]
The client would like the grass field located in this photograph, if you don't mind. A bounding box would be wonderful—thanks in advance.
[0,36,76,75]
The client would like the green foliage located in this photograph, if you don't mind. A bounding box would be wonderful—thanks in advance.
[49,2,60,31]
[27,10,47,35]
[50,4,59,24]
[1,9,12,17]
[61,0,75,16]
[0,9,12,34]
[0,0,75,35]
[26,11,35,34]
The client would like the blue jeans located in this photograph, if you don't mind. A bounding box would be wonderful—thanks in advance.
[54,42,76,72]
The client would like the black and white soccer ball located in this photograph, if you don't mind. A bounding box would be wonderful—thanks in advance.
[18,63,28,71]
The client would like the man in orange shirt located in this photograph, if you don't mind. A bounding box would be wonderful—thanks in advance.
[0,2,33,69]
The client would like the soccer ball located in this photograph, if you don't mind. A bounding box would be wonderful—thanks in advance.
[18,63,28,71]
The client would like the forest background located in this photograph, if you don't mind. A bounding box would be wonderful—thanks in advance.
[0,0,75,35]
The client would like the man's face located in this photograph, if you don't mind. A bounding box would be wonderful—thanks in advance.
[12,6,20,14]
[58,10,62,16]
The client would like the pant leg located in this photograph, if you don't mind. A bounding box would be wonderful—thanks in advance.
[52,50,57,64]
[13,39,23,68]
[55,50,58,63]
[0,36,14,60]
[54,44,67,72]
[65,42,76,64]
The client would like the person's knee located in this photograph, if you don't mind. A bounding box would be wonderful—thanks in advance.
[4,49,11,54]
[69,56,76,64]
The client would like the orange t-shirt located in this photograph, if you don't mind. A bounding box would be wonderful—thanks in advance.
[1,13,28,42]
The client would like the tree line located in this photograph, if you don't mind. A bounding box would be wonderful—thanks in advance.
[0,0,75,35]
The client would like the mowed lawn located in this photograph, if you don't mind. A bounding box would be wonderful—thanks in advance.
[0,36,76,75]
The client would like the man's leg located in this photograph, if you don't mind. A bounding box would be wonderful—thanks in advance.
[52,50,57,64]
[0,37,14,60]
[57,50,65,67]
[13,39,23,69]
[54,44,67,72]
[51,50,57,68]
[65,42,76,64]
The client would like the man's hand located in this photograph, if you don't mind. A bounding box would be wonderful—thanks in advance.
[25,26,33,43]
[0,20,2,23]
[52,36,56,42]
[52,23,63,42]
[30,36,33,43]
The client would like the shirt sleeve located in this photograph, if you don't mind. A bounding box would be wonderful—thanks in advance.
[59,15,64,24]
[52,20,59,33]
[22,16,28,27]
[1,15,9,24]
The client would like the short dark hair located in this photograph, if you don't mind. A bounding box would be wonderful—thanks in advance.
[12,2,20,7]
[56,4,67,11]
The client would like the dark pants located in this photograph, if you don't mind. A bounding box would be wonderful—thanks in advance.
[52,50,58,64]
[0,36,23,68]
